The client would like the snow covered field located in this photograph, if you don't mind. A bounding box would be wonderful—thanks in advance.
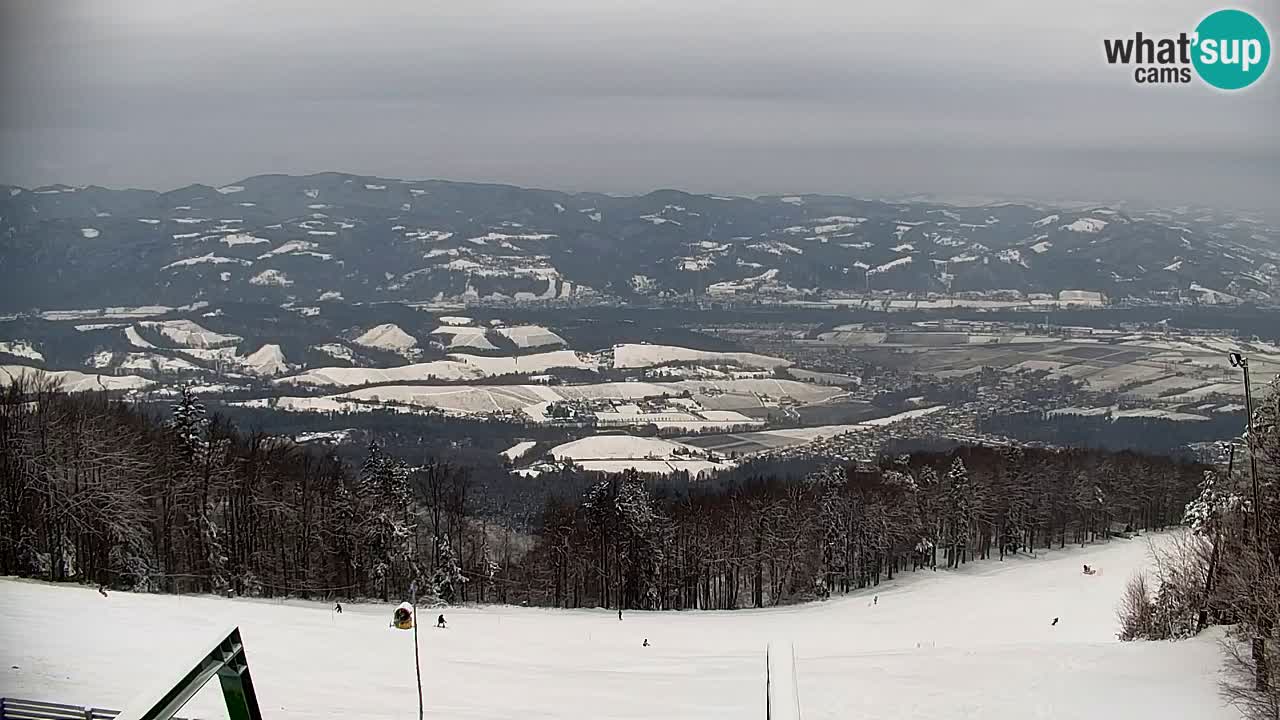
[0,536,1237,720]
[612,343,790,370]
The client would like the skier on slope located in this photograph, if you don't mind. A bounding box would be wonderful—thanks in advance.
[335,602,343,614]
[437,613,447,628]
[1051,617,1059,626]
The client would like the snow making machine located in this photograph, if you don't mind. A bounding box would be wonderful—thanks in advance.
[392,601,415,630]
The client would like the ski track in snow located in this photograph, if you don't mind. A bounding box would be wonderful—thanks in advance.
[0,535,1236,720]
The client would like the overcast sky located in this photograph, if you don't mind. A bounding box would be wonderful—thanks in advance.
[1,0,1277,210]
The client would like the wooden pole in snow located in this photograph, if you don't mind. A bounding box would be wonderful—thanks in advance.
[411,581,424,720]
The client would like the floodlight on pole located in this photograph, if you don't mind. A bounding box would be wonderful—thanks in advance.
[1230,351,1272,696]
[1229,353,1262,544]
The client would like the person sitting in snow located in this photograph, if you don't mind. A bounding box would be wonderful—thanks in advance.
[643,639,650,647]
[437,614,447,628]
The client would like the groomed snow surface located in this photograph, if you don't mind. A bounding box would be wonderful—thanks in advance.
[0,536,1236,719]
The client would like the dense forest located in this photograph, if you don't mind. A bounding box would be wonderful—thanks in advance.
[980,410,1242,456]
[1,376,1205,614]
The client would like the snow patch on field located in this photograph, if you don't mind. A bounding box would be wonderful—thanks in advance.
[216,185,245,194]
[89,351,200,373]
[997,248,1028,268]
[80,228,100,239]
[449,350,593,377]
[0,365,154,392]
[139,320,241,349]
[278,351,590,389]
[1032,214,1059,227]
[352,324,419,355]
[278,361,483,388]
[314,343,358,363]
[257,240,323,259]
[495,325,566,349]
[250,269,293,287]
[163,253,251,269]
[0,340,43,361]
[502,440,538,461]
[242,344,290,376]
[1062,218,1108,233]
[221,233,271,247]
[612,343,790,370]
[551,435,701,461]
[869,256,913,274]
[431,326,498,351]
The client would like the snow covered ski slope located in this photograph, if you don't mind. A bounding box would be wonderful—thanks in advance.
[0,535,1237,719]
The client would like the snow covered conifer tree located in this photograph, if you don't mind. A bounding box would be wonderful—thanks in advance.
[430,535,466,604]
[944,457,973,567]
[169,385,207,460]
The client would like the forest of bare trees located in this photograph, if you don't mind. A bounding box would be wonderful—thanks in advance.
[1,375,1207,618]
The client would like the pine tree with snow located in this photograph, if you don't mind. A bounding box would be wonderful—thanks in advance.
[430,535,467,604]
[169,385,207,460]
[944,457,973,567]
[355,441,416,599]
[914,465,942,569]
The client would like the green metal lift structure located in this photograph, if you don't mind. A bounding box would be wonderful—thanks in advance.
[112,626,263,720]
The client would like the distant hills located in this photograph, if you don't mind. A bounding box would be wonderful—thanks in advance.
[2,172,1276,310]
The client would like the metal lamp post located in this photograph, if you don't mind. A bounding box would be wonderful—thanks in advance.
[1229,352,1262,543]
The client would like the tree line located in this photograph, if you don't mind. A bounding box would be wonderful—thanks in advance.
[2,375,1205,616]
[518,444,1201,610]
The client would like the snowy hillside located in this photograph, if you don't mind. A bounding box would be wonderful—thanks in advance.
[3,173,1275,310]
[0,536,1237,720]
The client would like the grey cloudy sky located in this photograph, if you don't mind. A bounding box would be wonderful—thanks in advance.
[2,0,1277,209]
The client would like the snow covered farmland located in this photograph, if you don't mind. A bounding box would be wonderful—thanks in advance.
[549,435,723,475]
[353,323,420,356]
[495,324,566,349]
[611,343,791,370]
[0,365,155,392]
[247,377,842,424]
[138,320,241,349]
[0,536,1235,720]
[276,351,594,389]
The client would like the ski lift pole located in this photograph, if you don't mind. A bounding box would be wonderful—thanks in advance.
[411,580,424,720]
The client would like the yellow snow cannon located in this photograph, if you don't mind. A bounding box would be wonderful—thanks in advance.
[391,601,415,630]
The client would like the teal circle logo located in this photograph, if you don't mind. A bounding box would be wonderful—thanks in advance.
[1192,9,1270,90]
